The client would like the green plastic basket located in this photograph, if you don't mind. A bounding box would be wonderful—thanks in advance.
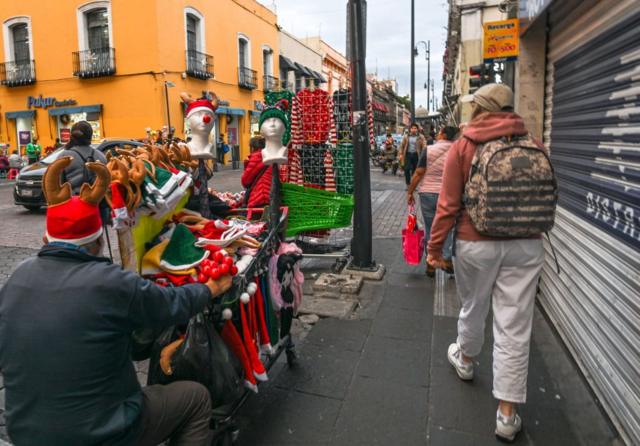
[282,183,354,236]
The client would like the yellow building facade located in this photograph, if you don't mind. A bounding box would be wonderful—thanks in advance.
[0,0,279,160]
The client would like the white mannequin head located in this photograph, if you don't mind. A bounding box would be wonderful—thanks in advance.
[181,92,218,159]
[258,100,290,165]
[260,117,288,165]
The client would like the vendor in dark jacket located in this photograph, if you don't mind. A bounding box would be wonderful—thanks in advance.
[0,157,232,446]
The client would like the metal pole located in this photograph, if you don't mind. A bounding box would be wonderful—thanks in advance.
[427,40,430,114]
[348,0,374,269]
[164,81,172,140]
[431,80,435,112]
[410,0,415,121]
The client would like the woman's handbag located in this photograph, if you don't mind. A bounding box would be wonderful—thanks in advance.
[402,204,425,265]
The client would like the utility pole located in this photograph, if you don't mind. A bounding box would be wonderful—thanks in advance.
[347,0,375,270]
[431,79,435,112]
[426,40,430,115]
[410,0,415,121]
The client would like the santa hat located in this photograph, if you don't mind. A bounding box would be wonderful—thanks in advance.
[43,157,109,245]
[185,98,216,118]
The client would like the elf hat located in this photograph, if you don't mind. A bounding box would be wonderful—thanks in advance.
[43,157,110,245]
[160,223,209,271]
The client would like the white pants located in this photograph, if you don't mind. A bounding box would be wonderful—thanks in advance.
[453,239,544,403]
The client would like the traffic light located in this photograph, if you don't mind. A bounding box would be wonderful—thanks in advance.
[468,64,494,93]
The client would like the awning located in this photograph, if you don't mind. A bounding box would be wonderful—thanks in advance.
[372,101,389,113]
[6,110,35,119]
[215,106,245,117]
[48,104,102,116]
[294,62,314,78]
[312,70,327,82]
[279,55,296,71]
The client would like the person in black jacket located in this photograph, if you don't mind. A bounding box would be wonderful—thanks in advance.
[0,158,231,446]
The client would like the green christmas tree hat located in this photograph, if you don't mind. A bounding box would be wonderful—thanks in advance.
[160,223,209,271]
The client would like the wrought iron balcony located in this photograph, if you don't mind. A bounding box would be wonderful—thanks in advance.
[186,50,213,80]
[73,47,116,79]
[263,75,279,92]
[238,66,257,90]
[0,60,36,87]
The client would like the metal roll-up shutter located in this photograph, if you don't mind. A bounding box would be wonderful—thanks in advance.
[541,2,640,444]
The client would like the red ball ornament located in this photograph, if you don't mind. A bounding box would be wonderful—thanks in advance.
[211,268,221,280]
[220,264,230,275]
[224,257,234,267]
[197,273,207,283]
[214,252,225,264]
[230,265,238,276]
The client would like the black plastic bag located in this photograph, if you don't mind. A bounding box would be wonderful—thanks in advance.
[148,314,244,408]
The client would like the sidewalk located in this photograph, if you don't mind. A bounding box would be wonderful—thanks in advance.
[234,170,620,445]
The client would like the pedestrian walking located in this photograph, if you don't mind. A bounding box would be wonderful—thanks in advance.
[217,133,227,165]
[59,121,108,194]
[25,137,41,164]
[0,158,232,445]
[399,123,426,187]
[406,125,457,276]
[427,83,556,442]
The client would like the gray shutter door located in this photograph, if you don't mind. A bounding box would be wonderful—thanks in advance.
[542,2,640,444]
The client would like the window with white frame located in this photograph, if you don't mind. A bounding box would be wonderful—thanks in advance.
[184,8,205,54]
[77,2,113,51]
[3,17,34,63]
[262,46,273,76]
[238,34,250,70]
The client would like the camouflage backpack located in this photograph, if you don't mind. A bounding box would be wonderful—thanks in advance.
[463,134,558,237]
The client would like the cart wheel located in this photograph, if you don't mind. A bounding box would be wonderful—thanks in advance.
[286,347,298,368]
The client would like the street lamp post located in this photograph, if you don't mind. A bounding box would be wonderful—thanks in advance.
[347,0,376,270]
[416,40,430,114]
[410,0,415,121]
[164,81,175,140]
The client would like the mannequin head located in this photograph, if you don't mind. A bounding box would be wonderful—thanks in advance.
[260,117,286,140]
[181,92,219,159]
[187,109,215,135]
[259,100,290,165]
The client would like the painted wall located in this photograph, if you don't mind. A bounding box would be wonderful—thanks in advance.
[0,0,278,159]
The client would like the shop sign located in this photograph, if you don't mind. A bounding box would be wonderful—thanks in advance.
[60,128,71,143]
[27,95,77,109]
[483,19,519,63]
[19,131,31,144]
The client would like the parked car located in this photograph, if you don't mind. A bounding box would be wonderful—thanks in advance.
[14,139,144,211]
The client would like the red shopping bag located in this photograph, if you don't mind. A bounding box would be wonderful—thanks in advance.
[402,205,424,265]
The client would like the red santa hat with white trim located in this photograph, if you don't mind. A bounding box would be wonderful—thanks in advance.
[181,92,219,118]
[43,157,110,245]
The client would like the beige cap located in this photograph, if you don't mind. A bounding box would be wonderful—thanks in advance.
[461,83,514,112]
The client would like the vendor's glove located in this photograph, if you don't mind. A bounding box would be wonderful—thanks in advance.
[206,274,233,298]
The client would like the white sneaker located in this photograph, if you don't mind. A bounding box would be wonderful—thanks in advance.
[495,409,522,442]
[447,343,474,380]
